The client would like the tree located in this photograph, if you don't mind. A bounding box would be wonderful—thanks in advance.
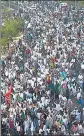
[1,17,24,52]
[2,8,13,19]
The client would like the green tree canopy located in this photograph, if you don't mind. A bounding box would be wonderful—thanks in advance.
[1,17,24,51]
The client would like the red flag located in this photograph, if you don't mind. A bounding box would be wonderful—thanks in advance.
[4,84,12,97]
[5,95,11,105]
[4,84,12,104]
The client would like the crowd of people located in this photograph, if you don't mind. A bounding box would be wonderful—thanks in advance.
[1,1,84,136]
